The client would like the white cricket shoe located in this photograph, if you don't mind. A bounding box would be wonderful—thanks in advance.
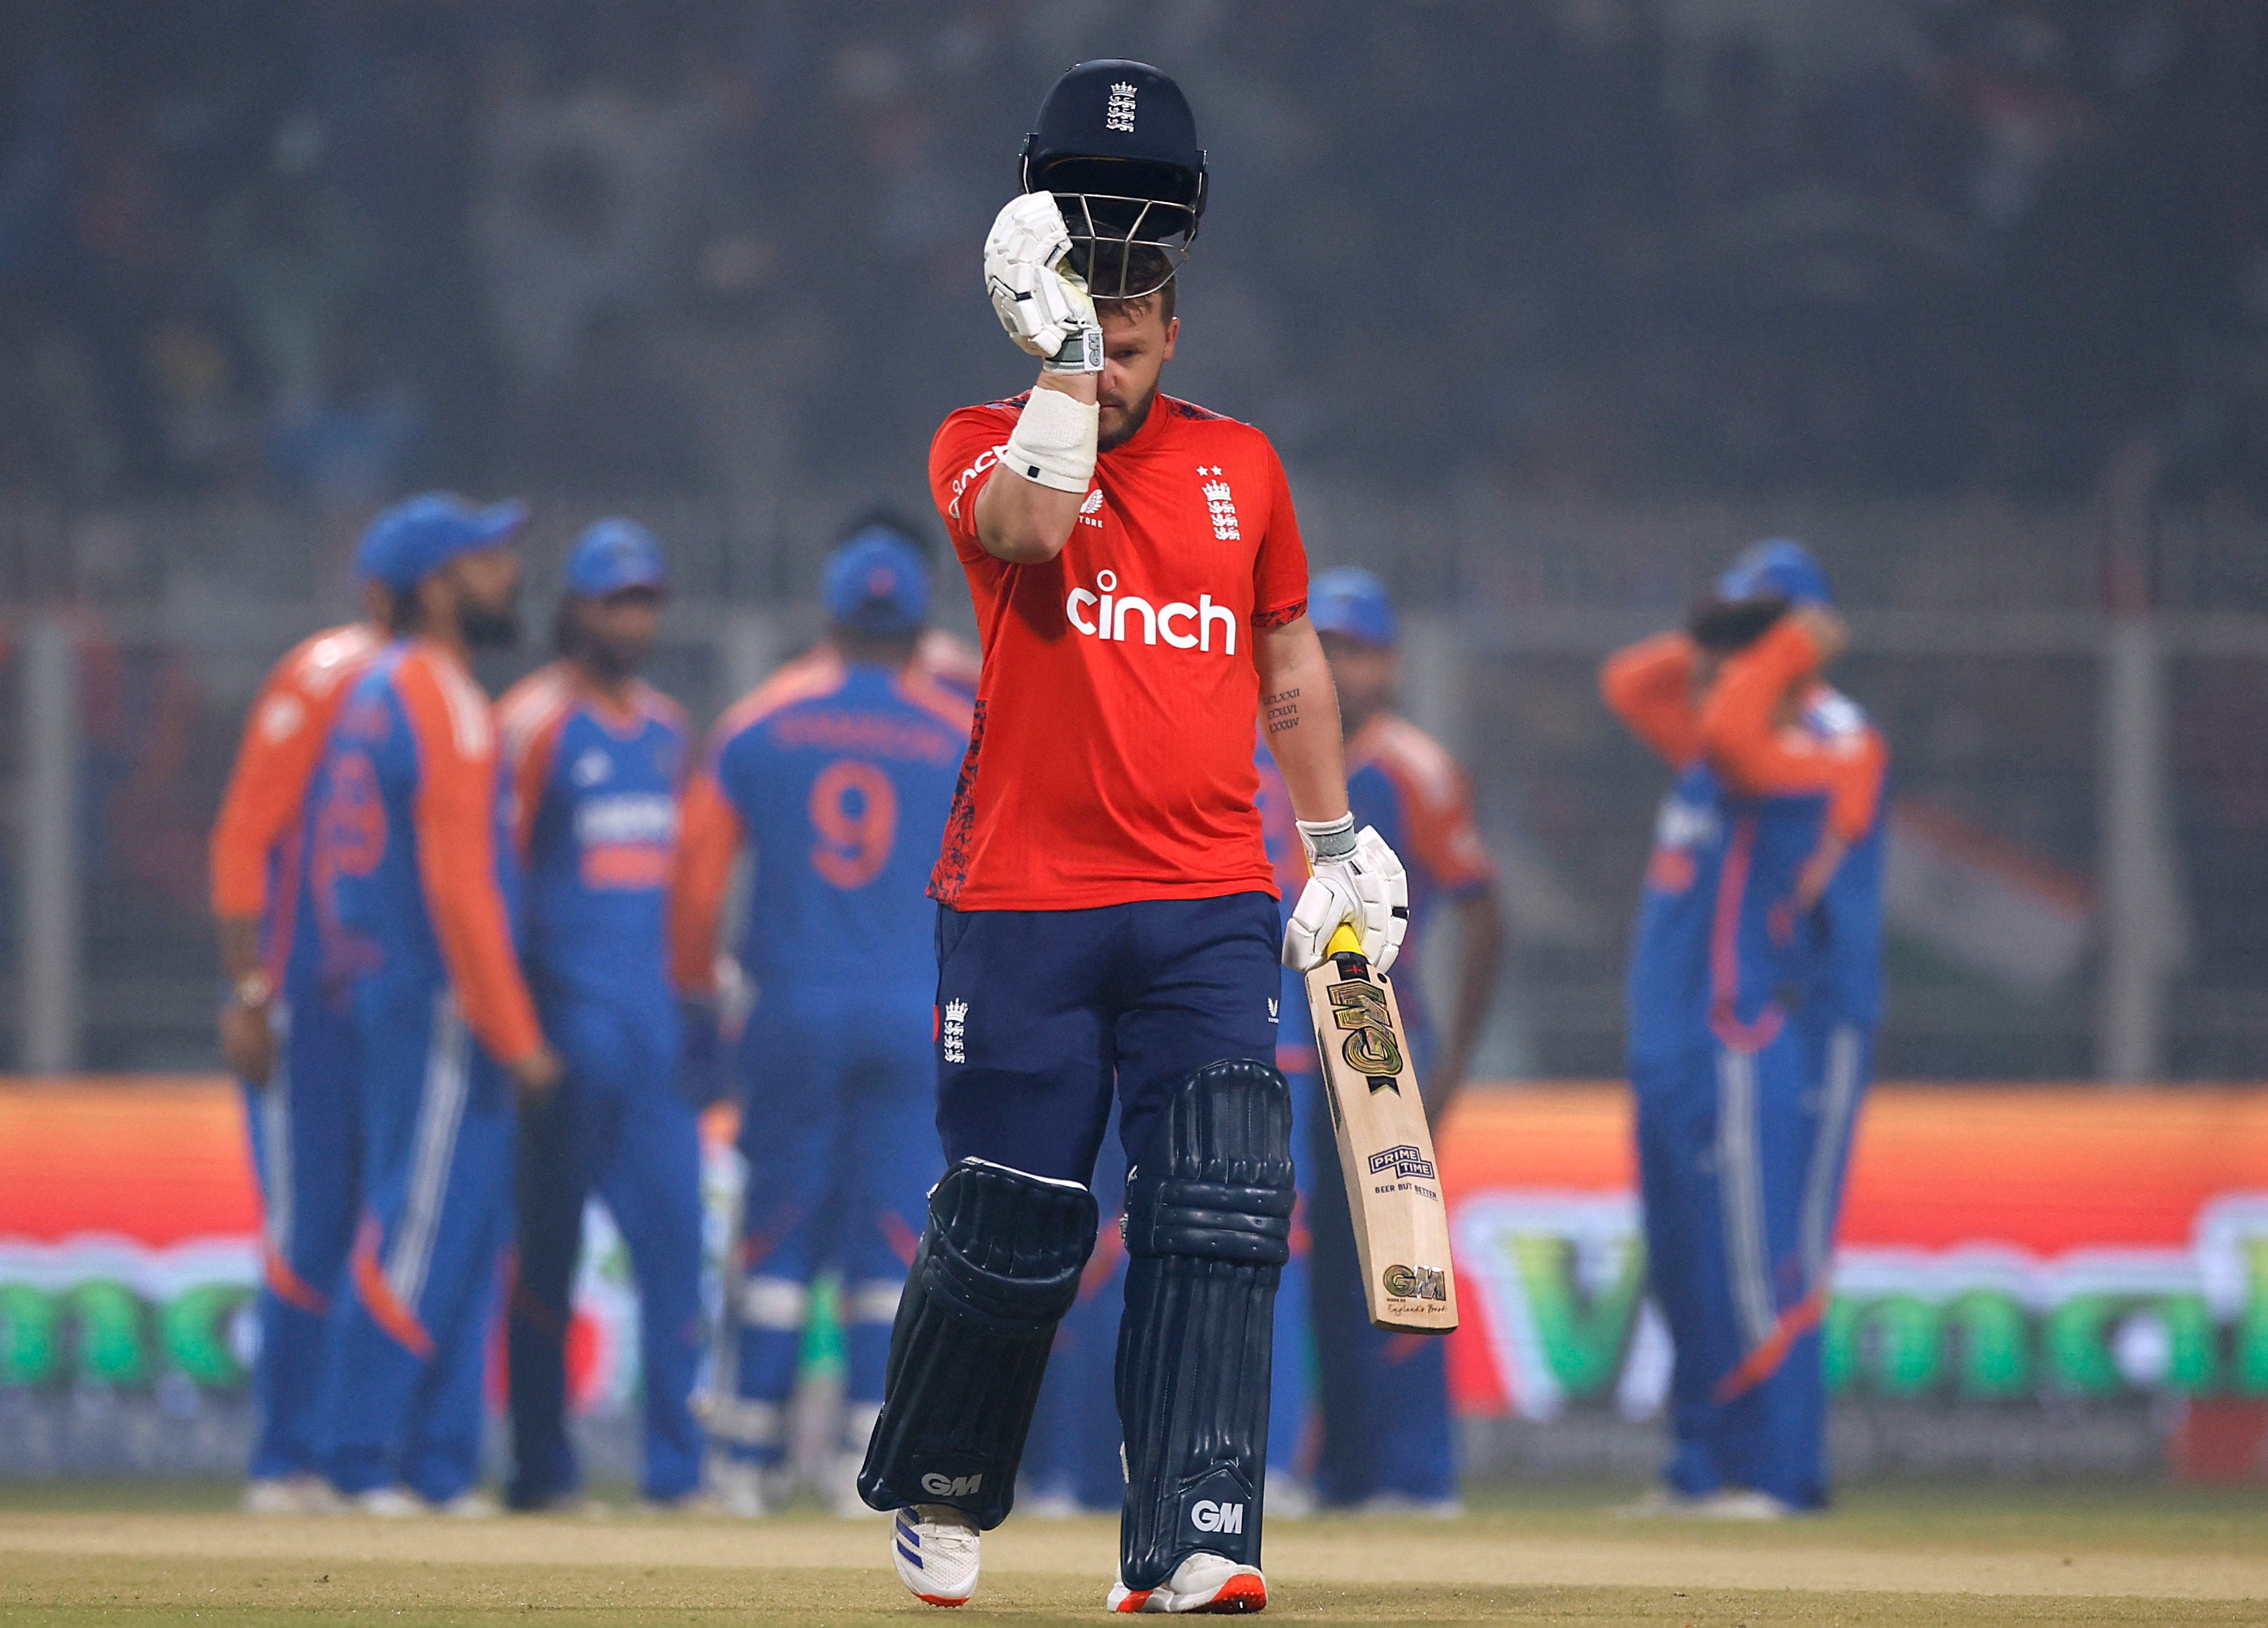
[432,1490,500,1518]
[348,1486,426,1518]
[241,1476,319,1516]
[892,1504,980,1607]
[1107,1552,1268,1614]
[1613,1486,1703,1518]
[713,1459,768,1519]
[1695,1488,1796,1521]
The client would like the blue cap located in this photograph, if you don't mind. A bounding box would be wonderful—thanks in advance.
[824,528,931,634]
[361,493,528,594]
[352,513,400,585]
[1716,538,1833,608]
[1308,567,1398,647]
[566,519,667,598]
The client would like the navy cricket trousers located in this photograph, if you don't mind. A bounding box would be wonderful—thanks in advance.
[933,892,1283,1183]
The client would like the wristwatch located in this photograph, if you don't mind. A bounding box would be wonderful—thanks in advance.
[232,970,274,1009]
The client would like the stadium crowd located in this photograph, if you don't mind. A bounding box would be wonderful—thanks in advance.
[1,0,2263,522]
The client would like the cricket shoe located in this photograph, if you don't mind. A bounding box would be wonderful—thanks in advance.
[892,1504,980,1607]
[347,1486,426,1518]
[1694,1488,1796,1521]
[1107,1552,1268,1613]
[431,1491,501,1519]
[241,1475,322,1516]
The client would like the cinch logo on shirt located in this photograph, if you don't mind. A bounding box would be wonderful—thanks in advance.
[1064,570,1239,655]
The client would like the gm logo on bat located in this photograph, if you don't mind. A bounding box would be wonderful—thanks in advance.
[1382,1263,1449,1302]
[1368,1144,1436,1181]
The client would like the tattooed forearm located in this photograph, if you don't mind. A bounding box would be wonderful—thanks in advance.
[1264,686,1301,736]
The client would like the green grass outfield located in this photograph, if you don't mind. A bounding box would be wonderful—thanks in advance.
[1,1481,2262,1624]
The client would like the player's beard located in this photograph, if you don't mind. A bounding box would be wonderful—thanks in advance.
[1097,381,1159,452]
[581,631,648,683]
[461,601,521,650]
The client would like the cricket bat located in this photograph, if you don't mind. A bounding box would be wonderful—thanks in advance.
[1304,922,1459,1333]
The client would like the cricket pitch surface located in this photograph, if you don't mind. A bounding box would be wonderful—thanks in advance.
[2,1483,2262,1623]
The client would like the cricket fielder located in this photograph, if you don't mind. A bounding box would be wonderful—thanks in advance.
[308,496,563,1511]
[209,514,401,1512]
[499,520,704,1511]
[762,516,983,703]
[1601,539,1887,1515]
[671,529,968,1517]
[1268,569,1504,1512]
[859,61,1408,1612]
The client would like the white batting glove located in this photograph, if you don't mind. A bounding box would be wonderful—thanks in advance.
[1282,817,1409,974]
[984,193,1103,374]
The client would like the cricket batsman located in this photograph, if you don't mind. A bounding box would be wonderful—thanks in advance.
[1263,568,1504,1513]
[1601,539,1888,1516]
[208,515,399,1512]
[670,527,967,1516]
[858,61,1408,1612]
[499,520,705,1511]
[308,495,563,1511]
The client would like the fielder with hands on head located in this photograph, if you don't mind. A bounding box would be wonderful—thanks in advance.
[1601,539,1888,1517]
[859,61,1406,1614]
[306,497,561,1514]
[499,521,706,1513]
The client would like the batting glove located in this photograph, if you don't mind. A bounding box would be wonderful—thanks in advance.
[984,193,1103,374]
[1282,816,1409,974]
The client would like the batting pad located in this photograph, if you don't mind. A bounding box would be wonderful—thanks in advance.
[1118,1058,1295,1591]
[856,1157,1098,1529]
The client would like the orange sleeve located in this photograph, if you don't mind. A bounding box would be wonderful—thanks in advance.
[669,766,743,996]
[1390,755,1496,896]
[931,403,1017,564]
[1700,619,1887,840]
[508,710,568,864]
[396,653,544,1066]
[210,647,336,917]
[1600,633,1703,767]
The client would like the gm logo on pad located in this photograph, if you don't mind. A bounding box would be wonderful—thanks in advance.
[1190,1499,1244,1535]
[1368,1145,1436,1181]
[920,1471,982,1497]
